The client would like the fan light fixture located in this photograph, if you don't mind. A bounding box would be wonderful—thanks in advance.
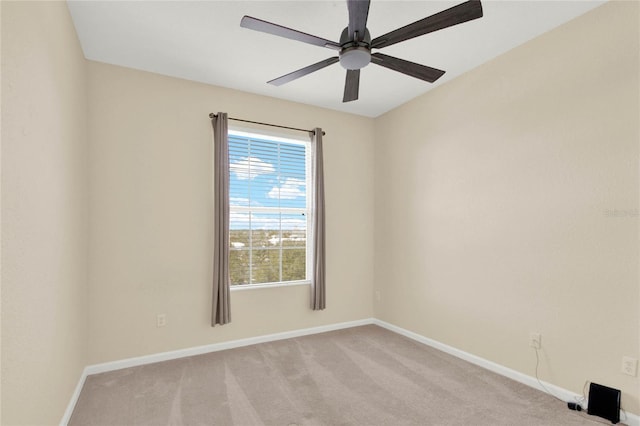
[339,47,371,70]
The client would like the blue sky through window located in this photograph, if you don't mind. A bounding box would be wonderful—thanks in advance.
[229,131,308,231]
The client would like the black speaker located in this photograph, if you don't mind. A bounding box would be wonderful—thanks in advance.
[587,382,621,424]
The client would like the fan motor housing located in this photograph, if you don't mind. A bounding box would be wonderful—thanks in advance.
[339,27,371,70]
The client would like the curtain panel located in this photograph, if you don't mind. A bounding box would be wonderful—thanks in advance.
[311,128,326,310]
[211,113,231,325]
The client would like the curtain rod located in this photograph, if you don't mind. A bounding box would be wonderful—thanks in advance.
[209,113,325,136]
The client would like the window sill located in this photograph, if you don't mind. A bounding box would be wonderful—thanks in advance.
[230,280,311,291]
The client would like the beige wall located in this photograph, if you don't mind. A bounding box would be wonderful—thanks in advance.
[86,61,375,364]
[374,1,639,414]
[1,2,89,425]
[1,0,638,423]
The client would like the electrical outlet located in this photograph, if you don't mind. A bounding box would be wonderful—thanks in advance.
[156,313,167,328]
[621,356,637,376]
[529,332,541,349]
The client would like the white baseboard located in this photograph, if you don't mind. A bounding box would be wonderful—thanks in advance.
[372,319,639,426]
[60,366,89,426]
[60,318,374,425]
[84,318,373,375]
[62,317,639,426]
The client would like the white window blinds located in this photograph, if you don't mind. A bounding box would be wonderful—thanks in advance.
[228,131,311,286]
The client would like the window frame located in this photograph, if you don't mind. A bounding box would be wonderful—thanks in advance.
[227,128,313,290]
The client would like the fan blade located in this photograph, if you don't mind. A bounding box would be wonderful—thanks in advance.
[371,0,483,49]
[241,16,341,50]
[347,0,371,42]
[371,53,445,83]
[268,57,339,86]
[343,69,360,102]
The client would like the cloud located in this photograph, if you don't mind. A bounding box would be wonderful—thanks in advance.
[230,156,275,180]
[268,178,306,200]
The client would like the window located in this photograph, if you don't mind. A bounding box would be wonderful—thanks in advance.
[228,130,312,287]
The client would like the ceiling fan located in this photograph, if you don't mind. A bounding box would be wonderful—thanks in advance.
[240,0,483,103]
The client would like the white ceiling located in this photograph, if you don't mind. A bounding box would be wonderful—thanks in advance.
[67,0,606,118]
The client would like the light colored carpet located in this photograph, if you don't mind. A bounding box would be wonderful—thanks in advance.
[70,325,612,425]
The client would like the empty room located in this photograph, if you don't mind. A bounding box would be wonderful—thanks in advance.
[1,0,638,425]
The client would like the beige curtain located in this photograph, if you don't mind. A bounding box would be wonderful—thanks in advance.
[211,113,231,325]
[311,128,326,310]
